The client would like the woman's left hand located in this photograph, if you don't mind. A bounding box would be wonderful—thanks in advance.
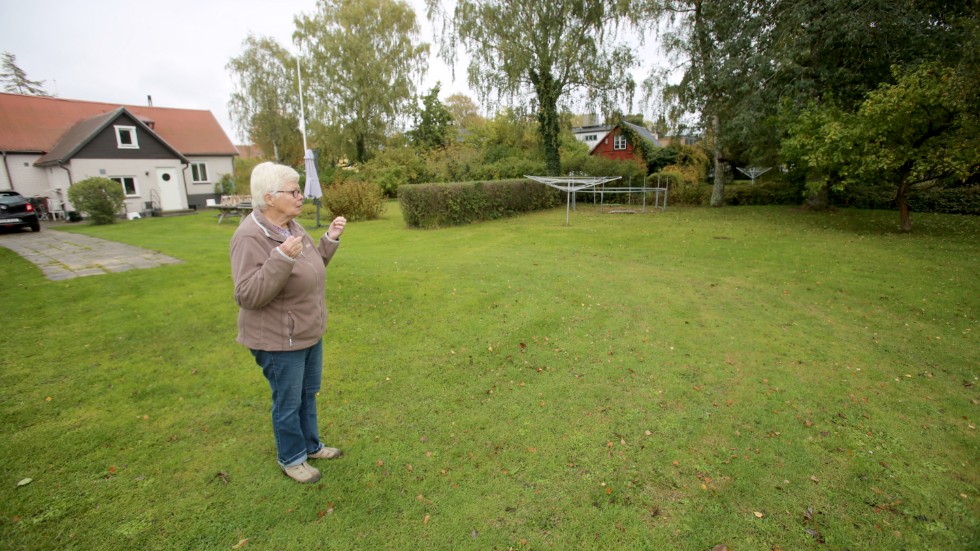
[327,217,347,241]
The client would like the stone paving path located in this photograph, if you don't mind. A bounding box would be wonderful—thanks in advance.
[0,229,181,280]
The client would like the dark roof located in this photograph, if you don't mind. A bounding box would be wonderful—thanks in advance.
[35,107,188,166]
[621,121,660,147]
[0,92,237,156]
[572,124,614,133]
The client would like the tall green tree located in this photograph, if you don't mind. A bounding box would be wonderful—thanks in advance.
[445,93,483,129]
[641,0,771,206]
[295,0,428,164]
[226,35,302,163]
[409,84,454,150]
[1,52,50,96]
[426,0,637,175]
[785,63,979,231]
[770,0,977,207]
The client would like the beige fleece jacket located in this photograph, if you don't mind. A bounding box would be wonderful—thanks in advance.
[230,210,340,351]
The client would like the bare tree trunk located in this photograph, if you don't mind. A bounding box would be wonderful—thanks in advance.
[896,179,913,232]
[709,114,725,207]
[806,177,830,209]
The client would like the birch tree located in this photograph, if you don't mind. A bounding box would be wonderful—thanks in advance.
[295,0,428,164]
[426,0,637,175]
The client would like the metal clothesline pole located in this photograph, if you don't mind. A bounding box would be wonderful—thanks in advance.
[297,56,308,152]
[525,175,622,225]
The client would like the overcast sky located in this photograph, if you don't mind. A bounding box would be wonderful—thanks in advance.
[0,0,662,144]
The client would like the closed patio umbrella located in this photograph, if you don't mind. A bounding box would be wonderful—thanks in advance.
[303,149,322,228]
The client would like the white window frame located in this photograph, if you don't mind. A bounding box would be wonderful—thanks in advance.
[585,134,597,141]
[111,176,139,197]
[190,162,210,183]
[613,134,627,151]
[114,125,139,149]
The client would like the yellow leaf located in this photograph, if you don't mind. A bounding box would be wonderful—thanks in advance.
[754,511,764,518]
[232,538,249,549]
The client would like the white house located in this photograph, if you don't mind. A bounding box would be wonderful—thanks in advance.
[0,93,238,217]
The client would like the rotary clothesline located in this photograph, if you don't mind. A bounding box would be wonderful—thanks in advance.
[525,175,622,225]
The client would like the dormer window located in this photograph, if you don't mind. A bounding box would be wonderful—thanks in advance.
[613,134,627,150]
[115,125,139,149]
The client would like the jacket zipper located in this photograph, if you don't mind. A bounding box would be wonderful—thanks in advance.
[287,311,295,347]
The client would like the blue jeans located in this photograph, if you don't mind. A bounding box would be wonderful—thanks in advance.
[251,339,325,467]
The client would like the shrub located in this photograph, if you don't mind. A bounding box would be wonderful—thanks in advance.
[651,171,710,206]
[398,178,561,228]
[725,179,804,206]
[322,181,385,221]
[908,186,980,214]
[67,177,125,224]
[360,147,429,197]
[215,173,236,195]
[828,183,980,214]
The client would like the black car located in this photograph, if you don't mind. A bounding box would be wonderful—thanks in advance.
[0,190,41,232]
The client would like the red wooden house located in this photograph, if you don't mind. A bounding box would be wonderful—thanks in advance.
[572,121,661,165]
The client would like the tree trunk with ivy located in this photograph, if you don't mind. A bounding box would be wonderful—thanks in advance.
[532,69,562,176]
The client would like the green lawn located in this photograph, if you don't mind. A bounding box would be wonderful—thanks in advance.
[1,203,977,550]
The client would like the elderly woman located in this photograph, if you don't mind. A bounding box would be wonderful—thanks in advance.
[230,162,347,484]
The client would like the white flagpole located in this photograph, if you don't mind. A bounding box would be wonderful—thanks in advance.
[297,55,308,152]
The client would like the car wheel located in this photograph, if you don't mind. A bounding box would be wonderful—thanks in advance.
[30,220,40,232]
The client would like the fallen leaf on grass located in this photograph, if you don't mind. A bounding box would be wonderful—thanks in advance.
[754,511,765,518]
[232,538,249,549]
[16,478,32,487]
[423,514,431,525]
[712,545,729,551]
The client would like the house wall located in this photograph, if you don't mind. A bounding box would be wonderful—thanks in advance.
[0,153,73,211]
[69,158,186,215]
[573,130,611,151]
[2,153,46,193]
[183,155,234,209]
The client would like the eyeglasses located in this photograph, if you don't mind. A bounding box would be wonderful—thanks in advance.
[273,189,303,198]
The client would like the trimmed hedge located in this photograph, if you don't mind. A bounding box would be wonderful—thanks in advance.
[726,180,805,206]
[908,186,980,214]
[398,178,561,228]
[830,183,980,214]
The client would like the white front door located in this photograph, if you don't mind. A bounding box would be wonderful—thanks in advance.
[156,168,183,211]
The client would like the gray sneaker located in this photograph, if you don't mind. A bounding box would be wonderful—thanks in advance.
[309,446,343,460]
[281,461,321,483]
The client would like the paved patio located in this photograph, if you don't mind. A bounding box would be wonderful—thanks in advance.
[0,227,181,280]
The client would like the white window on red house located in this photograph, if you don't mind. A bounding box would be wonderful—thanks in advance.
[613,134,627,150]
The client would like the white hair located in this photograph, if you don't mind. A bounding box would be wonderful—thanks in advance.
[250,162,300,210]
